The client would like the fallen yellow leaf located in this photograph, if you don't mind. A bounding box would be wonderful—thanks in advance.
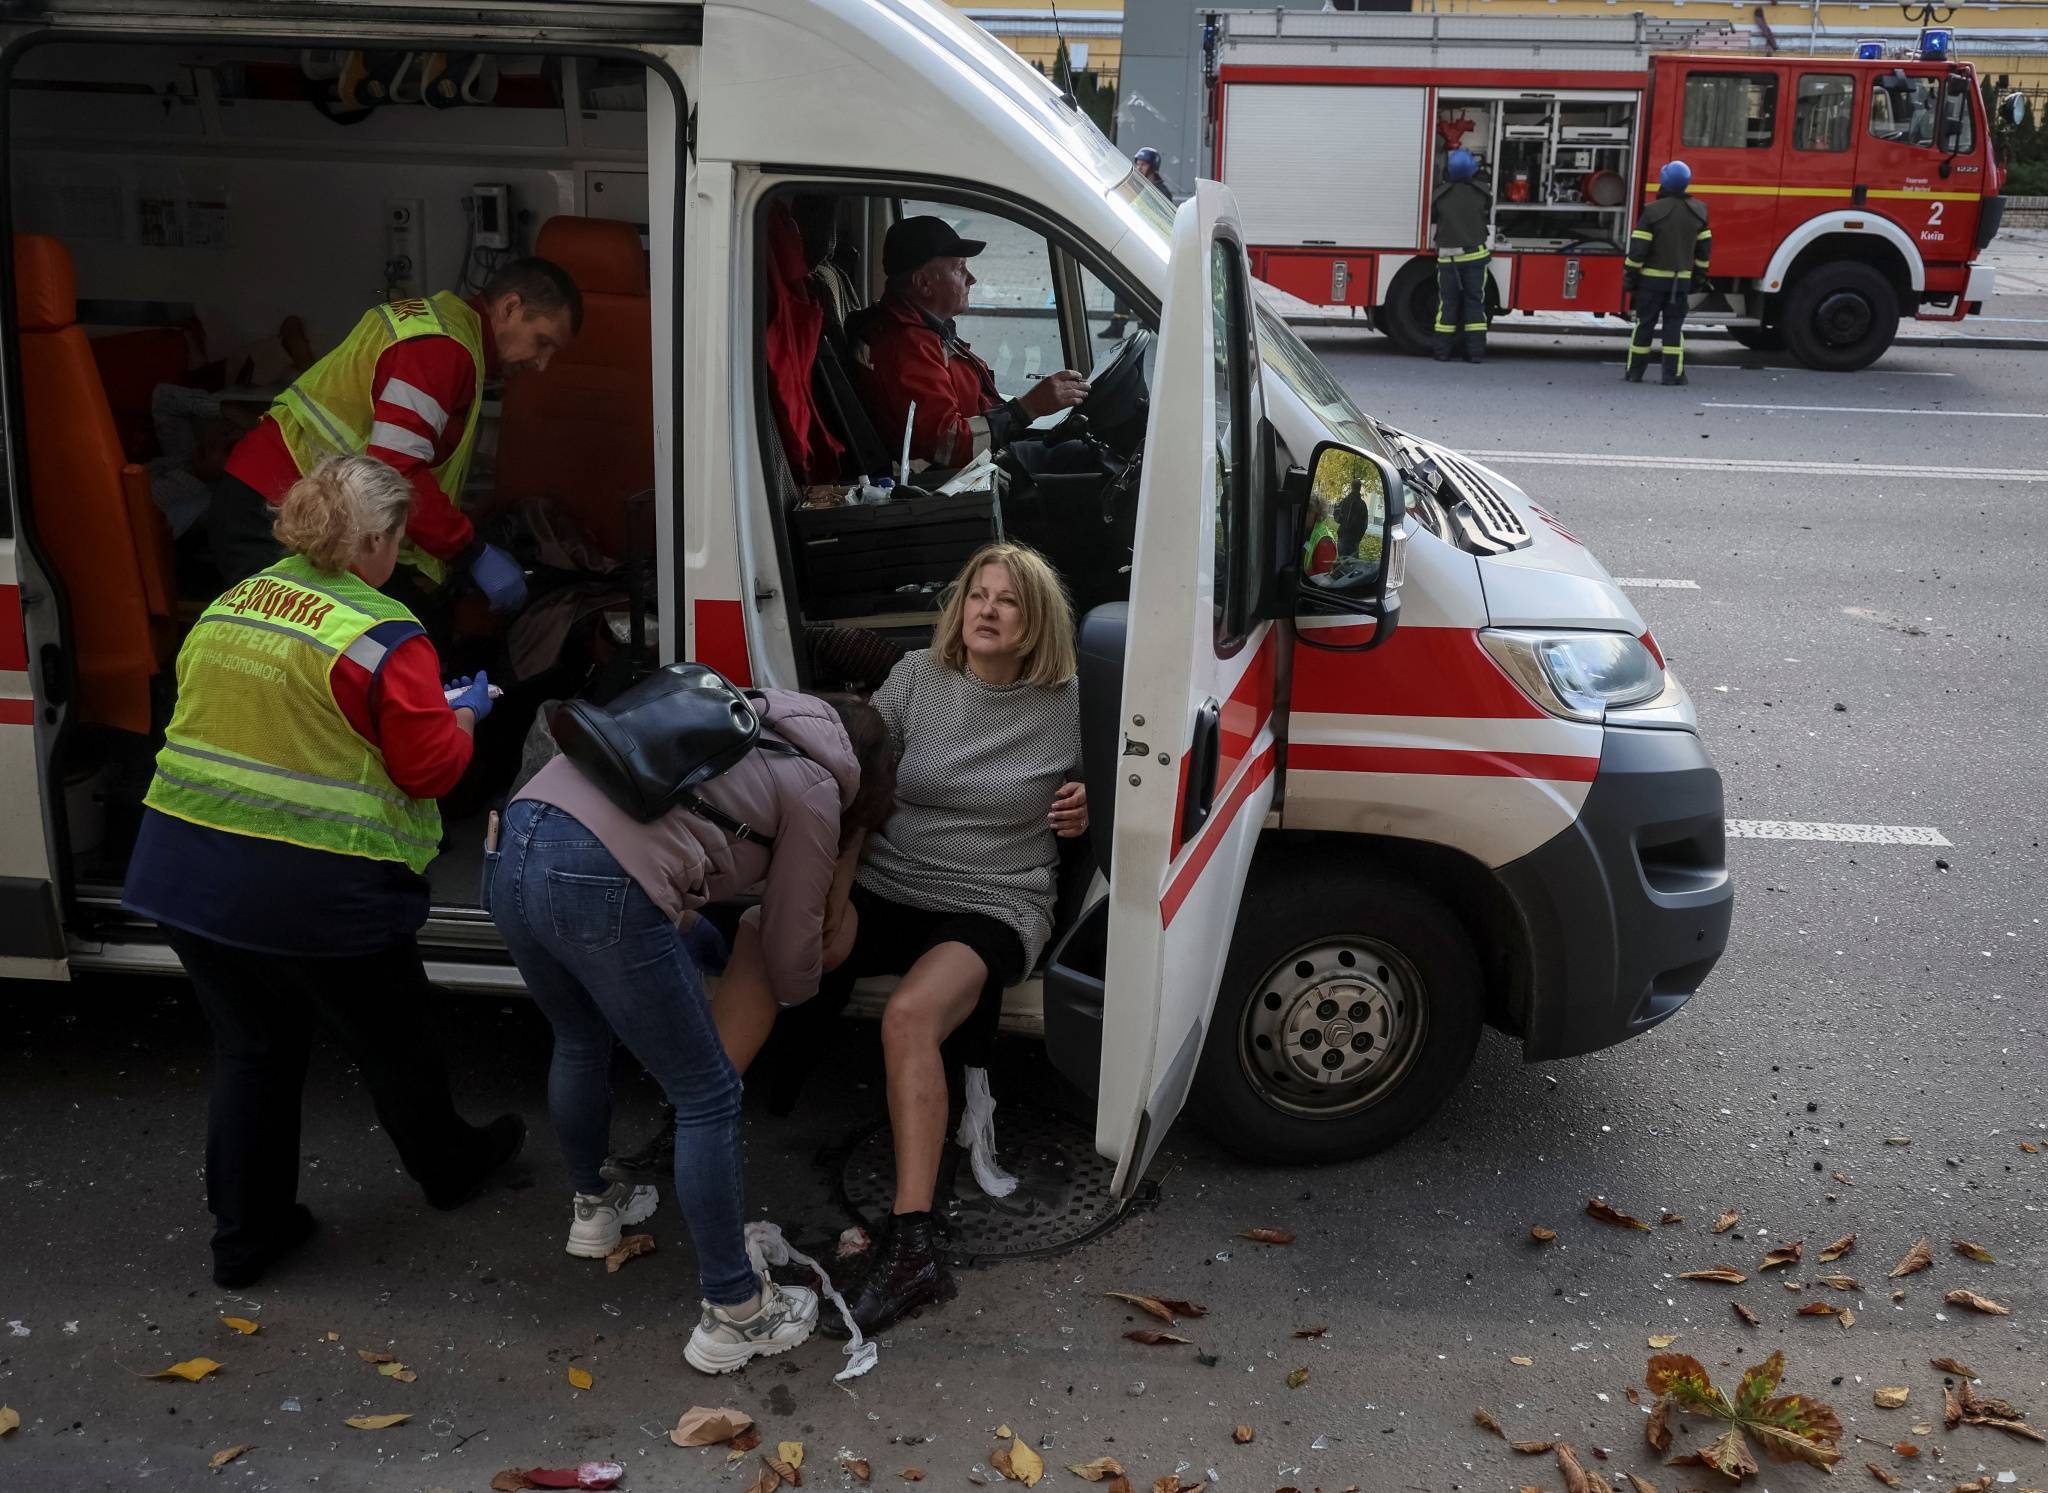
[605,1233,657,1274]
[671,1406,754,1447]
[567,1366,594,1391]
[220,1317,260,1336]
[344,1413,411,1430]
[778,1441,805,1470]
[356,1349,396,1364]
[210,1443,254,1468]
[0,1406,19,1437]
[995,1425,1013,1439]
[1647,1334,1678,1349]
[1510,1355,1534,1366]
[324,1331,340,1342]
[1006,1438,1044,1487]
[1874,1387,1910,1408]
[376,1361,416,1383]
[1066,1457,1126,1482]
[148,1358,223,1382]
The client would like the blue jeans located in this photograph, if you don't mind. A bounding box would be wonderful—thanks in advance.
[488,799,755,1305]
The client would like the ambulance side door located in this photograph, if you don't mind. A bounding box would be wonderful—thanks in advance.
[1095,183,1281,1197]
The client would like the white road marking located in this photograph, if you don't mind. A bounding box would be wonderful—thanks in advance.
[1467,450,2048,482]
[1704,401,2048,420]
[1614,577,1700,589]
[1727,820,1951,846]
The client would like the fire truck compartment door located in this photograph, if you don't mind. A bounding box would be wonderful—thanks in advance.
[1096,182,1280,1198]
[1222,84,1426,247]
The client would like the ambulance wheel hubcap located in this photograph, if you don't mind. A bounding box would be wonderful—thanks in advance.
[1239,938,1426,1120]
[1813,291,1873,346]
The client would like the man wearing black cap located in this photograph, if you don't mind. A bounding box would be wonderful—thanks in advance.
[848,215,1089,472]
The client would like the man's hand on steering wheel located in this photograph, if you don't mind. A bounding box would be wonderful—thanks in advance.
[1018,369,1091,419]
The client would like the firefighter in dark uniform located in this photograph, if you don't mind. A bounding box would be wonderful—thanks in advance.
[1432,149,1492,363]
[1624,160,1714,385]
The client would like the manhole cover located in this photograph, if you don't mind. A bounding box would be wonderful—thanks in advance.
[835,1102,1151,1265]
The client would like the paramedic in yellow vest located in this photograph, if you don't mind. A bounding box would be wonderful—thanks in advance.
[123,455,524,1290]
[1432,149,1492,364]
[211,258,583,612]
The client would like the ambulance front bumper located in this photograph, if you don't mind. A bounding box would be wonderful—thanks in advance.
[1498,724,1732,1062]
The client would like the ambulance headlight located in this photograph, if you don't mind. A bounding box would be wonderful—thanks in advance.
[1479,629,1665,723]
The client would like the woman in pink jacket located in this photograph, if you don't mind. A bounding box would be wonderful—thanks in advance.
[490,690,895,1374]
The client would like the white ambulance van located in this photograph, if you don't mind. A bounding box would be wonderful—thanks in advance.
[0,0,1732,1193]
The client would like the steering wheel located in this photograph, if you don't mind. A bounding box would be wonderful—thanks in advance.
[1049,327,1154,454]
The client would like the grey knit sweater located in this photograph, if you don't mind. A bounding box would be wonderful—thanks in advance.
[855,649,1082,969]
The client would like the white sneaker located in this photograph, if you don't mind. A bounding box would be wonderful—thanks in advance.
[684,1276,819,1375]
[564,1181,659,1259]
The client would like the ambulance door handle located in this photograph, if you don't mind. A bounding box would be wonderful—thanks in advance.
[1179,698,1223,845]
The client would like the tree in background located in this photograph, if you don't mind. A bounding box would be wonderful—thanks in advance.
[1983,78,2046,196]
[1042,38,1120,141]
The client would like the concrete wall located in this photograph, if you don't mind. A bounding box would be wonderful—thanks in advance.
[1120,0,1412,190]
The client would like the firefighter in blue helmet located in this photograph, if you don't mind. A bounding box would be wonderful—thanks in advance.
[1432,148,1492,363]
[1624,160,1714,384]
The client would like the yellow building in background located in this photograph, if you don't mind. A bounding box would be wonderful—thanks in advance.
[952,2,1126,82]
[947,1,2047,100]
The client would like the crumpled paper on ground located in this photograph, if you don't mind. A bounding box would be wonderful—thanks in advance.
[953,1066,1018,1198]
[744,1221,877,1382]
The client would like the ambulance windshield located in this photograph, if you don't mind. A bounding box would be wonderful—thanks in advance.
[1252,302,1393,463]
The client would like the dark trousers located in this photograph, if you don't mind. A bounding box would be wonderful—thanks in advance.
[1627,279,1690,379]
[166,927,484,1272]
[1434,255,1489,360]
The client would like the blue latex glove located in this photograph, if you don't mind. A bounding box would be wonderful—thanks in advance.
[445,669,495,724]
[468,542,527,615]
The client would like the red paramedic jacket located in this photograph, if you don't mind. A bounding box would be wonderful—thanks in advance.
[226,297,501,563]
[849,292,1023,471]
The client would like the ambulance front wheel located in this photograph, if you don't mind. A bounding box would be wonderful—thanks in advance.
[1192,866,1483,1164]
[1779,261,1898,372]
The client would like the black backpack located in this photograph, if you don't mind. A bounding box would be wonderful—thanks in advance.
[548,663,807,841]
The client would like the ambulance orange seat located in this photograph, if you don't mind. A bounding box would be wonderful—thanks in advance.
[13,233,169,736]
[496,216,654,560]
[90,325,197,462]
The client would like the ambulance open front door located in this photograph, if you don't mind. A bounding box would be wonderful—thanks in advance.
[1095,183,1281,1198]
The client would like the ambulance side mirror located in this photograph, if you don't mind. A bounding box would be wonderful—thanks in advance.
[1284,442,1406,651]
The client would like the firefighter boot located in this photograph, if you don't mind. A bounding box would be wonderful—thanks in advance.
[1624,335,1650,382]
[1661,347,1687,386]
[1463,330,1486,365]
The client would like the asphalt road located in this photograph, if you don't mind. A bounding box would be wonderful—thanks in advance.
[3,331,2045,1493]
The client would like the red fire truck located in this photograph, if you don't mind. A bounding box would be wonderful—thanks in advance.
[1204,11,2009,370]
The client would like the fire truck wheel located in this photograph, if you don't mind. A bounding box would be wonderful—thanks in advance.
[1779,262,1899,371]
[1727,323,1784,352]
[1192,866,1483,1164]
[1373,262,1440,357]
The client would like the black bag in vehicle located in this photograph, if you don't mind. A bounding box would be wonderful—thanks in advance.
[548,662,805,841]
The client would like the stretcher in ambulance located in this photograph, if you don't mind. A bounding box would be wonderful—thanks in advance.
[0,0,1731,1190]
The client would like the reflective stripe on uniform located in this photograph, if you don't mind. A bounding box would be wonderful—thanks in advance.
[379,378,451,434]
[369,420,436,461]
[149,766,443,854]
[341,633,389,673]
[189,612,339,654]
[160,735,415,808]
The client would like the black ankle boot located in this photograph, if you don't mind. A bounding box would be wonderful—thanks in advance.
[601,1102,677,1186]
[823,1212,956,1339]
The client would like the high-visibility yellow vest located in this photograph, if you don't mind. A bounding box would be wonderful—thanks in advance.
[144,554,445,874]
[1302,514,1339,571]
[269,291,484,584]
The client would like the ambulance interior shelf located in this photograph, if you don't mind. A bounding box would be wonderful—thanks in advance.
[1436,95,1637,253]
